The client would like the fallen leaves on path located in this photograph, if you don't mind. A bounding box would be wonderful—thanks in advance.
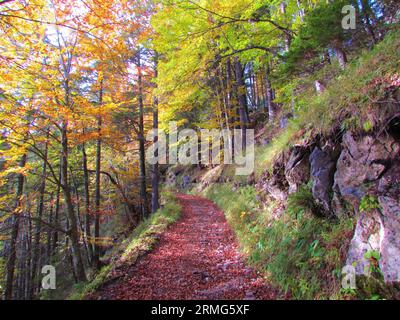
[92,194,279,300]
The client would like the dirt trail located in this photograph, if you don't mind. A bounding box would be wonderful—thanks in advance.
[93,194,278,300]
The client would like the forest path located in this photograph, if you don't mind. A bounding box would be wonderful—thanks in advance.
[93,194,278,300]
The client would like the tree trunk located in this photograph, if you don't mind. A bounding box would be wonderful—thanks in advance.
[234,57,248,148]
[24,212,32,300]
[81,142,93,264]
[137,51,148,220]
[265,66,275,121]
[93,81,103,270]
[280,2,291,51]
[297,0,304,22]
[61,122,86,282]
[70,167,91,267]
[30,136,48,299]
[46,193,54,264]
[4,153,27,300]
[52,165,61,255]
[151,54,160,214]
[226,59,239,130]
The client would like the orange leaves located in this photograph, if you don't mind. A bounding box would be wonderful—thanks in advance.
[2,164,30,177]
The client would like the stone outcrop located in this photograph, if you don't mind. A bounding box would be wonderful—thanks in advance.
[378,196,400,283]
[257,130,400,283]
[333,132,399,206]
[309,145,339,215]
[346,209,382,276]
[285,145,310,194]
[257,153,289,202]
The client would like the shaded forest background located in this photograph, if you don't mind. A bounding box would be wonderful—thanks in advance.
[0,0,399,300]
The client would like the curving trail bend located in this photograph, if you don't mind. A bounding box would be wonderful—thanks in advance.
[93,194,278,300]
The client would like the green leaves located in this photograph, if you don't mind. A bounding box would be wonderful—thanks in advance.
[359,195,381,213]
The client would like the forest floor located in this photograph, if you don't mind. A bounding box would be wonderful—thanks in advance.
[91,194,279,300]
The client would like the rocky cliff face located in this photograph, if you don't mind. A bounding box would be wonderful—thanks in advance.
[256,125,400,284]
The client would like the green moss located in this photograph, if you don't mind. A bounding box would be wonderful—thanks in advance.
[359,195,381,213]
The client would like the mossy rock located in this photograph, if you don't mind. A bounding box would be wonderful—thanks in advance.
[356,275,396,299]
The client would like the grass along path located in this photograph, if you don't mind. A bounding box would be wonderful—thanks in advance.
[91,194,278,300]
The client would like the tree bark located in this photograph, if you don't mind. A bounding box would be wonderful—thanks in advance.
[280,2,291,51]
[81,141,93,264]
[61,121,86,282]
[46,193,54,264]
[151,54,160,214]
[265,66,275,121]
[30,136,48,299]
[4,153,27,300]
[137,51,148,220]
[52,164,61,255]
[93,81,103,270]
[234,57,248,148]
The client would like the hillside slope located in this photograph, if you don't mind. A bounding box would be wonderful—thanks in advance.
[90,194,279,300]
[167,30,400,300]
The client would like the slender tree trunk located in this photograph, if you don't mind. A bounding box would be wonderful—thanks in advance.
[280,2,291,51]
[265,66,275,121]
[137,51,148,220]
[64,217,78,283]
[226,59,238,129]
[234,57,248,148]
[297,0,304,21]
[47,193,54,264]
[248,65,256,109]
[24,214,32,300]
[70,167,91,267]
[151,54,160,214]
[61,122,86,282]
[52,165,61,255]
[30,136,48,299]
[219,65,231,130]
[81,142,93,264]
[4,153,27,300]
[93,81,103,270]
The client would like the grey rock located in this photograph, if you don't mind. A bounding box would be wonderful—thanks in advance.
[257,153,289,202]
[310,146,338,214]
[346,196,400,283]
[343,134,400,283]
[346,210,382,276]
[378,196,400,283]
[334,132,399,206]
[285,146,310,194]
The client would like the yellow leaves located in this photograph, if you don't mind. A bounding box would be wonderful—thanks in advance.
[2,165,31,177]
